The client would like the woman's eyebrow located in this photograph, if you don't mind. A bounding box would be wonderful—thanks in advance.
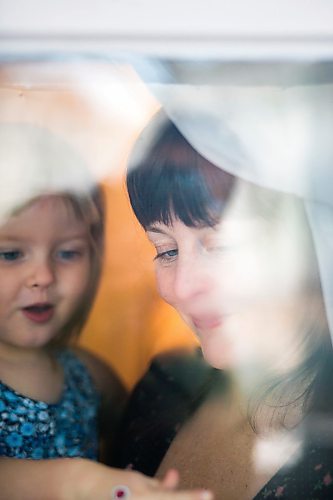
[146,226,167,235]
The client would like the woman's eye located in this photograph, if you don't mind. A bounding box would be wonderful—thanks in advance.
[204,233,242,253]
[206,242,232,253]
[0,250,23,261]
[154,249,178,263]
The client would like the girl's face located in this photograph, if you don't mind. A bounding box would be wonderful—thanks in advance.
[0,196,91,356]
[147,180,322,375]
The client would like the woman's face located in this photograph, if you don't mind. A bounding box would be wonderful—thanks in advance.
[146,180,322,374]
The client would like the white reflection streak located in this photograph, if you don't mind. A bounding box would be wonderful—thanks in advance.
[78,75,149,125]
[72,64,157,179]
[227,88,310,193]
[253,431,303,473]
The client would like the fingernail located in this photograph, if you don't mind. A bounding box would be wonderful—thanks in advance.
[199,490,213,500]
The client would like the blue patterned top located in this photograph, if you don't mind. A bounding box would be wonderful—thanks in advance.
[0,350,100,460]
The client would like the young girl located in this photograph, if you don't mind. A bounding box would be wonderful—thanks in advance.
[125,114,333,498]
[0,123,213,500]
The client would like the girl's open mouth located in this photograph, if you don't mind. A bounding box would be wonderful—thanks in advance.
[22,304,54,323]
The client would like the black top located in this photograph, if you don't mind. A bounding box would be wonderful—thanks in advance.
[116,350,333,499]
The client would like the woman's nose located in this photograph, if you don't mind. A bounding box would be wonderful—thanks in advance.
[173,255,214,302]
[26,257,55,289]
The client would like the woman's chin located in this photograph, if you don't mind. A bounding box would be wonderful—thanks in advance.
[200,342,234,370]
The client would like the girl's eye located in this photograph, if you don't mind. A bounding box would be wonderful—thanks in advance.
[0,250,23,261]
[56,249,83,261]
[154,249,178,263]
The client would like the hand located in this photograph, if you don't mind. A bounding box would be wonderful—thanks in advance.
[73,461,213,500]
[117,468,213,499]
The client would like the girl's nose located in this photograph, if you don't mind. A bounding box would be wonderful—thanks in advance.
[26,258,55,289]
[173,255,214,302]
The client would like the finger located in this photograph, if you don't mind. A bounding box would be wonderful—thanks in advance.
[175,490,213,500]
[157,489,213,500]
[160,469,179,490]
[147,477,161,487]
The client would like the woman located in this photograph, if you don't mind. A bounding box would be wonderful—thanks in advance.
[121,113,333,499]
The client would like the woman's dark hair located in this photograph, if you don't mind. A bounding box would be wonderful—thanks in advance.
[127,117,235,229]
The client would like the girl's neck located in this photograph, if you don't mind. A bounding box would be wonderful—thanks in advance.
[0,341,51,366]
[0,342,64,404]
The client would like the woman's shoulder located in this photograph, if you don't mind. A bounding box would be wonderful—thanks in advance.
[115,348,228,475]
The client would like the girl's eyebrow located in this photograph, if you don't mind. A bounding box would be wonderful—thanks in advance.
[56,233,89,242]
[0,232,89,243]
[0,235,22,242]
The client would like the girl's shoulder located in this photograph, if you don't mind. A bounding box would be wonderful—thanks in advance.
[67,346,128,413]
[68,346,128,464]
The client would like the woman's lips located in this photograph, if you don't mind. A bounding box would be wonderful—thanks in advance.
[192,315,222,330]
[22,304,54,324]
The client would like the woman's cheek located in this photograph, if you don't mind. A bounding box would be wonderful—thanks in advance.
[156,268,174,306]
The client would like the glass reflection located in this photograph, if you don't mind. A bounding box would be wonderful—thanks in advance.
[1,53,333,499]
